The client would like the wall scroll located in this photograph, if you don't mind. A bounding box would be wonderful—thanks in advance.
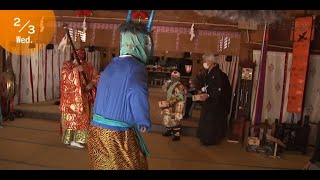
[287,16,313,113]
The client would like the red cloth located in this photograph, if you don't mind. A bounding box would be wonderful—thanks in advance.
[76,10,92,17]
[287,17,313,113]
[60,60,100,130]
[132,11,148,19]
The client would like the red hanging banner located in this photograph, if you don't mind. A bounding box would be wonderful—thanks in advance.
[287,16,313,113]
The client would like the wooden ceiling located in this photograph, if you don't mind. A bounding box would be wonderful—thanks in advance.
[54,10,320,31]
[54,10,320,47]
[54,10,320,23]
[54,10,239,31]
[54,10,235,23]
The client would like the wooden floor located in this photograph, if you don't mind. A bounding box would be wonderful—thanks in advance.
[0,87,311,170]
[0,118,310,170]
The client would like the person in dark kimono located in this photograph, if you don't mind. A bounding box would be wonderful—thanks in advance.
[196,53,230,146]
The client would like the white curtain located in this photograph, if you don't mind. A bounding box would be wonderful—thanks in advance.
[251,51,320,145]
[92,52,97,71]
[218,56,240,122]
[38,44,46,102]
[252,51,290,124]
[303,54,320,123]
[95,51,101,72]
[251,50,262,124]
[262,52,286,123]
[87,50,101,72]
[281,53,293,123]
[85,48,89,64]
[30,45,39,103]
[20,48,33,104]
[218,56,239,91]
[11,51,21,105]
[87,50,93,67]
[45,49,53,100]
[252,51,320,124]
[5,44,101,105]
[53,45,60,99]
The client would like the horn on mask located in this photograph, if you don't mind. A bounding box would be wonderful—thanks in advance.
[126,10,132,22]
[147,10,155,32]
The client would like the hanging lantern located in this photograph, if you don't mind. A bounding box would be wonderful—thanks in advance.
[185,65,192,74]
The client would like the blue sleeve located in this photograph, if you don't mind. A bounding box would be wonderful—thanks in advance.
[127,65,151,130]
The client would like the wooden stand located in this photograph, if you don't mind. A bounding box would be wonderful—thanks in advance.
[275,116,310,154]
[243,119,273,148]
[266,134,286,159]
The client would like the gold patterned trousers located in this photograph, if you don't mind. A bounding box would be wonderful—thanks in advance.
[88,125,148,170]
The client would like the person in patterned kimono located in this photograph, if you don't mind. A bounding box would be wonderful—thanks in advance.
[87,10,155,170]
[161,70,187,141]
[59,38,100,149]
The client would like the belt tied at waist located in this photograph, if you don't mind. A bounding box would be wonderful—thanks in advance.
[92,114,150,156]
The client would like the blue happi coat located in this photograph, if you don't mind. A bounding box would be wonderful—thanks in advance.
[92,55,151,131]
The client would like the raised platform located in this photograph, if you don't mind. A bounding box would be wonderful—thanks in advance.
[15,87,200,136]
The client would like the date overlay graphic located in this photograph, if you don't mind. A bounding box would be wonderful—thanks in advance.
[0,10,56,55]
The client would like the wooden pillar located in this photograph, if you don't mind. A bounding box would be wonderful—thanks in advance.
[239,31,250,64]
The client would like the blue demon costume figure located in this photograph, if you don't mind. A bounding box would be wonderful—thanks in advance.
[88,10,155,170]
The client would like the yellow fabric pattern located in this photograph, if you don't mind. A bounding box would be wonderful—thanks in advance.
[62,129,87,145]
[88,125,148,170]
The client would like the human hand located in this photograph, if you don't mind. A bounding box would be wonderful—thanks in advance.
[78,65,83,72]
[199,93,209,101]
[140,126,147,133]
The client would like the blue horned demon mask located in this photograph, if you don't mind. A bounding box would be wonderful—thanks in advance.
[119,10,155,64]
